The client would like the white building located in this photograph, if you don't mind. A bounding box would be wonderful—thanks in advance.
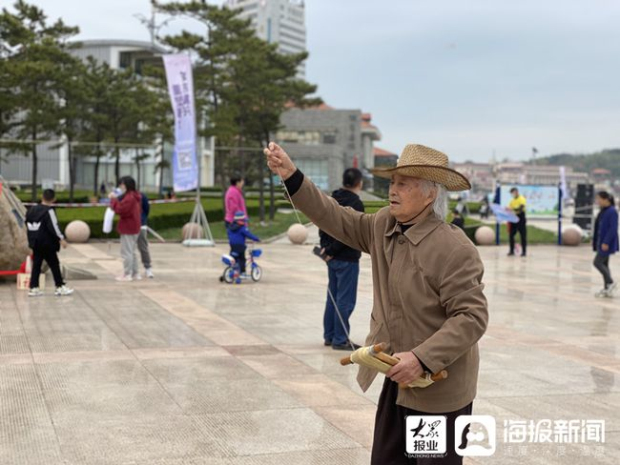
[225,0,307,77]
[0,40,215,192]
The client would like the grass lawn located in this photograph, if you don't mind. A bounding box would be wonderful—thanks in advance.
[499,223,557,244]
[447,215,557,244]
[156,211,309,242]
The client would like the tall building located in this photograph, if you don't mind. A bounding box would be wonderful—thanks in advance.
[225,0,307,77]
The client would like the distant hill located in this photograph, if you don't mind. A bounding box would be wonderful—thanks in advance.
[530,149,620,178]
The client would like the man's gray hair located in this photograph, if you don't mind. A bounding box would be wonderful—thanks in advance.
[418,179,449,220]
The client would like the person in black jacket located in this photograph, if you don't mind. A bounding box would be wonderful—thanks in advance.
[450,208,465,230]
[25,189,73,297]
[319,168,365,350]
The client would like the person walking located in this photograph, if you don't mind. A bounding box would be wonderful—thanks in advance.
[109,176,142,282]
[225,177,247,229]
[319,168,365,351]
[508,187,527,256]
[26,189,74,297]
[592,191,618,298]
[137,191,154,279]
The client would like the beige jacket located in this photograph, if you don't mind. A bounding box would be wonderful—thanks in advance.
[292,177,488,413]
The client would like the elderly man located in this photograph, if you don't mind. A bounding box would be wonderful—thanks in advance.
[265,142,488,464]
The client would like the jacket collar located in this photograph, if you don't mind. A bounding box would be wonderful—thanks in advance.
[385,214,443,245]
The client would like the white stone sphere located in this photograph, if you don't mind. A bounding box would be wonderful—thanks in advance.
[562,225,583,246]
[65,220,90,243]
[474,226,495,246]
[287,223,308,245]
[182,222,204,240]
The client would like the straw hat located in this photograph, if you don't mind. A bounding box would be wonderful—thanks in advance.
[371,144,471,192]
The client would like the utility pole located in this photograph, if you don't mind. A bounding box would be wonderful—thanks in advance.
[134,1,171,46]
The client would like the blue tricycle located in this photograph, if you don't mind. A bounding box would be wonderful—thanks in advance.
[219,247,263,284]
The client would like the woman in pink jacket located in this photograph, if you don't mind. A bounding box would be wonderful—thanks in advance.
[224,177,247,228]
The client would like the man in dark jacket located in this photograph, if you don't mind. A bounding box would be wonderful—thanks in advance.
[26,189,73,297]
[450,208,465,230]
[319,168,365,350]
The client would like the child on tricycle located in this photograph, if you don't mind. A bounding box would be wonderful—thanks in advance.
[220,211,262,284]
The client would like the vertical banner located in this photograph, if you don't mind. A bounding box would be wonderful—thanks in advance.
[163,54,198,193]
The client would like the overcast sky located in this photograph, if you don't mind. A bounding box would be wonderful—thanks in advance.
[38,0,620,162]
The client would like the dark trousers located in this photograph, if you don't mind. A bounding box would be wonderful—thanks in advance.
[372,378,473,465]
[230,244,247,273]
[30,248,64,289]
[593,252,613,287]
[323,259,359,345]
[509,217,527,255]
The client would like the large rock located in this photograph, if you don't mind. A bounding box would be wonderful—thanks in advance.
[0,180,30,271]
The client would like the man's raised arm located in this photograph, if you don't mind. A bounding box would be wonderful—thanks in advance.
[265,142,374,254]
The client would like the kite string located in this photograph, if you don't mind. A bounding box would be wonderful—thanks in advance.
[275,164,356,351]
[275,166,303,225]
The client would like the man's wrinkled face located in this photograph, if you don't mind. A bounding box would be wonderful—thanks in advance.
[388,174,436,222]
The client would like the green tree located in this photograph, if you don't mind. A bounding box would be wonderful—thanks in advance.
[126,76,171,191]
[154,1,320,220]
[243,46,320,221]
[102,67,143,185]
[55,53,88,202]
[0,0,79,201]
[532,150,620,180]
[80,57,114,196]
[136,61,176,196]
[0,45,19,157]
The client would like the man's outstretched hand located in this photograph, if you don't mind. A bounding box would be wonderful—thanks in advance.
[264,142,296,181]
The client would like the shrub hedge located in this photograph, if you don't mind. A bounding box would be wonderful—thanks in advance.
[55,198,277,239]
[447,200,482,214]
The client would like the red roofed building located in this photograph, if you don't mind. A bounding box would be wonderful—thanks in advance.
[372,147,398,194]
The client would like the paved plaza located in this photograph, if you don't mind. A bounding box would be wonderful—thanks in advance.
[1,240,619,464]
